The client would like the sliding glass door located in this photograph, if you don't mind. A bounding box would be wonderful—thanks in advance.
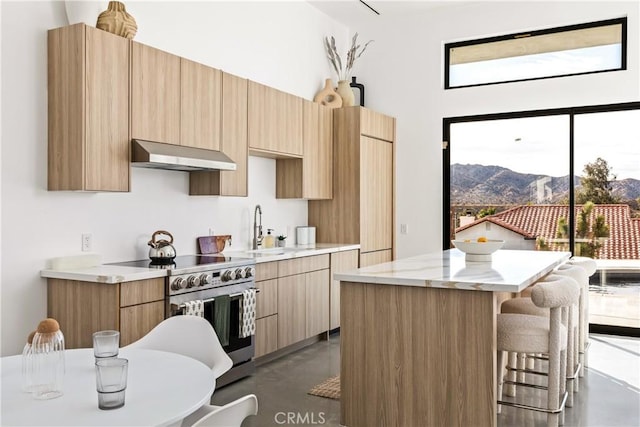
[444,102,640,334]
[573,109,640,331]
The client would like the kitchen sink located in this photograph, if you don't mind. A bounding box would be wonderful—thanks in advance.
[246,247,297,255]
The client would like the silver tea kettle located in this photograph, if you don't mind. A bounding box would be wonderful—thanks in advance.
[148,230,177,264]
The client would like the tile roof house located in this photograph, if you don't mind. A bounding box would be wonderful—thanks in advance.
[455,204,640,260]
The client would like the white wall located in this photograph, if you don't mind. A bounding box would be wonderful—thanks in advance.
[353,1,639,259]
[0,1,347,356]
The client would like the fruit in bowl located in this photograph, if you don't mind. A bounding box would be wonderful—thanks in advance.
[451,238,505,261]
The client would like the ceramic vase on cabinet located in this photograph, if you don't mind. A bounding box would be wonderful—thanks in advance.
[336,80,355,107]
[96,1,138,39]
[64,1,108,26]
[314,78,342,108]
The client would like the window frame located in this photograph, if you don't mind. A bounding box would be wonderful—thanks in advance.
[442,101,640,251]
[444,17,627,89]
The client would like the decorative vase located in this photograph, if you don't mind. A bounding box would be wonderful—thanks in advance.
[64,1,108,26]
[313,79,342,108]
[336,80,355,107]
[96,1,137,40]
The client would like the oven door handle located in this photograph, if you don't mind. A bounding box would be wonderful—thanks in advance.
[171,287,260,311]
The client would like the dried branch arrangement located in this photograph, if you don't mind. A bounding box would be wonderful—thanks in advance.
[324,33,373,81]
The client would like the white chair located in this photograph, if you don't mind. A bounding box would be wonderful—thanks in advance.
[124,316,233,379]
[497,276,579,427]
[183,394,258,427]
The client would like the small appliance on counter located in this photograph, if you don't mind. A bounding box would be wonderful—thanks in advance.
[148,230,177,264]
[296,226,316,246]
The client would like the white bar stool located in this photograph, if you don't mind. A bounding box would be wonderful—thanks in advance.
[497,276,580,427]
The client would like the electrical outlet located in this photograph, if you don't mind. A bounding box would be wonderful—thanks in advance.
[82,233,92,252]
[400,224,408,234]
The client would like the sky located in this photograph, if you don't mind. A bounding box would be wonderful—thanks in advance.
[450,109,640,180]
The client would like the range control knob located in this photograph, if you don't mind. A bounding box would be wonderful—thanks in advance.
[234,268,245,279]
[186,275,200,288]
[199,274,211,286]
[171,277,186,291]
[221,269,234,282]
[244,266,255,278]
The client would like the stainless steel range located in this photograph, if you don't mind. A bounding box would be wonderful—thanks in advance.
[111,255,256,387]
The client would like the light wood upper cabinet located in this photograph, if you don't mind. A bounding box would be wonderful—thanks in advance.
[131,42,181,144]
[360,107,395,142]
[48,24,129,191]
[309,106,396,257]
[276,101,333,199]
[180,58,222,150]
[248,81,303,157]
[189,72,248,196]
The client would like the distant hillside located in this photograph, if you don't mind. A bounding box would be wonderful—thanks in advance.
[451,164,640,205]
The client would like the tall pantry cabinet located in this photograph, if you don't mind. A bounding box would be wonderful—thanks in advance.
[308,107,395,266]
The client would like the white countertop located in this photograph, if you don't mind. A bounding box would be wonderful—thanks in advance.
[40,265,168,284]
[335,249,571,293]
[224,243,360,263]
[40,244,360,283]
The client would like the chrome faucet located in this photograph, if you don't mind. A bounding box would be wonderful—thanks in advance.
[253,205,263,249]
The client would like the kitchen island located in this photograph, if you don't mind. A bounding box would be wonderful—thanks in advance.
[335,249,570,427]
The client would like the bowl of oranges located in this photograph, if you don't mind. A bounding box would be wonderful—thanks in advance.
[451,237,505,261]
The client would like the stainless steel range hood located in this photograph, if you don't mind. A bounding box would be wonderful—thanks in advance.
[131,139,237,172]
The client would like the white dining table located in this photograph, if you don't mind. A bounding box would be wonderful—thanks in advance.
[1,348,216,426]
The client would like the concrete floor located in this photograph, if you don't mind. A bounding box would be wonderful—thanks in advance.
[212,333,639,427]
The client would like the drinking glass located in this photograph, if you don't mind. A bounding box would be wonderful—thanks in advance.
[95,357,128,410]
[93,330,120,361]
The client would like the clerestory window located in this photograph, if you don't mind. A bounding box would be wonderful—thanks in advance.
[445,17,627,88]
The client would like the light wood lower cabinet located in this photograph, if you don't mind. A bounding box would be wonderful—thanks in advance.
[360,249,393,268]
[47,278,165,349]
[277,274,307,348]
[254,262,279,359]
[119,301,165,347]
[330,250,359,329]
[47,279,119,349]
[305,269,330,337]
[256,279,277,318]
[254,254,332,358]
[255,315,278,358]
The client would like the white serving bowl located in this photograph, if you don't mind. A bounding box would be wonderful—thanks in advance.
[452,239,505,261]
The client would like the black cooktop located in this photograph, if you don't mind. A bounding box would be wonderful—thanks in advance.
[109,254,245,270]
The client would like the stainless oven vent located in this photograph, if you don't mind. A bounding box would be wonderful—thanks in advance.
[131,139,237,172]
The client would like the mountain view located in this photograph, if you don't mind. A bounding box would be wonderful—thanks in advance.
[451,164,640,206]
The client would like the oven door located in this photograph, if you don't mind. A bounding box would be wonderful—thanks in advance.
[168,281,257,386]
